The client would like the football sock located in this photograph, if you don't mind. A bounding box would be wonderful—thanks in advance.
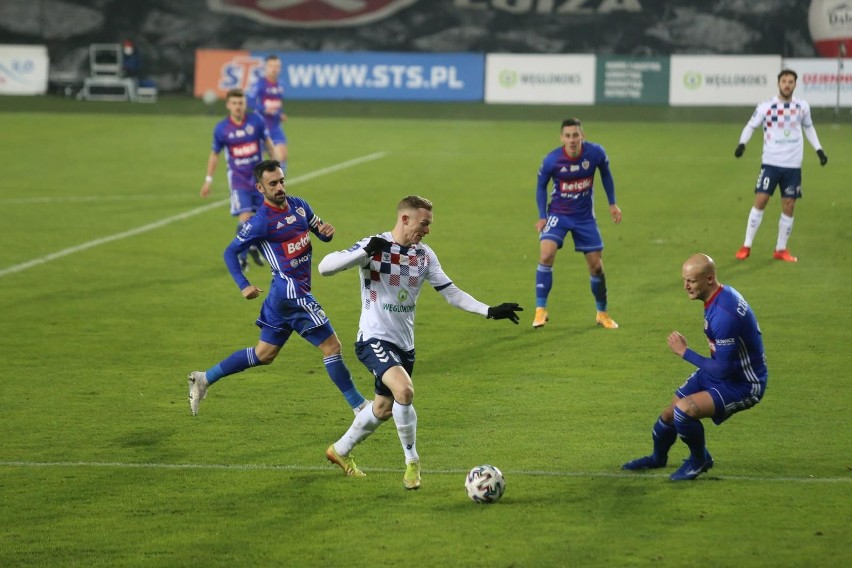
[673,407,706,461]
[652,416,677,462]
[323,354,366,409]
[776,213,794,251]
[393,401,419,464]
[743,206,764,247]
[590,274,607,312]
[334,405,384,456]
[205,347,260,384]
[535,264,553,308]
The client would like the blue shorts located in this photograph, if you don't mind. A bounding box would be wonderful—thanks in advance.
[256,294,335,347]
[676,369,766,425]
[230,188,265,216]
[755,165,802,199]
[266,122,287,146]
[355,337,415,398]
[540,215,603,253]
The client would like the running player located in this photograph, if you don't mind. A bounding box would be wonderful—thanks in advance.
[200,88,273,271]
[187,160,369,417]
[247,54,288,167]
[318,195,522,489]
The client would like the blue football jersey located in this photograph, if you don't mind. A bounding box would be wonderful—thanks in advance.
[224,196,331,299]
[536,141,614,219]
[247,77,285,126]
[211,113,269,192]
[702,285,768,386]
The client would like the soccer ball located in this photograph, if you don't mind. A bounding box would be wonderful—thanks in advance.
[464,464,506,504]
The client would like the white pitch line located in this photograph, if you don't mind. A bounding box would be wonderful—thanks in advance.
[0,152,387,278]
[0,461,848,484]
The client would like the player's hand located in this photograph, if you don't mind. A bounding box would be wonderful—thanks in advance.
[817,149,828,166]
[241,285,263,300]
[363,236,389,256]
[317,222,335,238]
[200,183,212,197]
[487,303,523,324]
[610,204,622,224]
[667,331,688,357]
[535,219,547,233]
[734,143,745,158]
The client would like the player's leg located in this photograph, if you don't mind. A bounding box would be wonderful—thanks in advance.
[187,337,283,416]
[738,167,775,259]
[669,379,717,480]
[576,221,617,329]
[622,395,678,470]
[327,339,412,479]
[773,168,802,262]
[311,329,367,411]
[534,217,563,328]
[382,366,422,489]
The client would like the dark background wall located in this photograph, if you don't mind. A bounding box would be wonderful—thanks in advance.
[0,0,820,93]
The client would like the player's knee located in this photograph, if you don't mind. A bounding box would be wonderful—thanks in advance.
[394,384,414,405]
[674,398,701,418]
[256,350,277,365]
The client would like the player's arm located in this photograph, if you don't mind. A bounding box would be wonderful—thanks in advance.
[318,236,387,276]
[224,235,262,299]
[200,151,219,197]
[735,105,763,157]
[598,157,621,224]
[264,135,276,160]
[674,319,741,379]
[535,159,551,232]
[803,118,827,165]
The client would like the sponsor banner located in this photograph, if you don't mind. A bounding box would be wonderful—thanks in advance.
[669,55,782,106]
[485,54,595,104]
[808,0,852,58]
[0,44,48,95]
[195,50,483,101]
[784,57,852,107]
[595,56,669,105]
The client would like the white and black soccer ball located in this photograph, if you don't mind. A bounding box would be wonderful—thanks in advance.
[465,464,505,504]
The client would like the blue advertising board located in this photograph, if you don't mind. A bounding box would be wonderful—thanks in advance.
[252,51,484,101]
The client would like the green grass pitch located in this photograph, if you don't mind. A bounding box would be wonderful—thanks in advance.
[1,96,850,567]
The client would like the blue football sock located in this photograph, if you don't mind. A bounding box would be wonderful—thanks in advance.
[535,264,553,308]
[590,274,607,312]
[652,416,677,462]
[205,348,260,384]
[323,354,365,408]
[673,406,706,461]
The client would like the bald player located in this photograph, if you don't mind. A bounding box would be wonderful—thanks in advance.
[622,254,768,480]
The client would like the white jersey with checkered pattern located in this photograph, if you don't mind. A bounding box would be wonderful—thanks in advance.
[352,232,454,351]
[742,96,815,168]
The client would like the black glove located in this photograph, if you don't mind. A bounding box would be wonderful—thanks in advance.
[363,236,389,256]
[734,143,745,158]
[487,303,523,325]
[817,149,828,166]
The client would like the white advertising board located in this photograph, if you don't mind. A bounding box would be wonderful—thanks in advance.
[784,57,852,107]
[0,44,49,95]
[669,56,782,106]
[485,54,595,104]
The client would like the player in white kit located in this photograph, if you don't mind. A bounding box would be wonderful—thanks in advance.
[733,69,828,263]
[318,195,522,490]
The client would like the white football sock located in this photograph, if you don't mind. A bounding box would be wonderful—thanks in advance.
[743,206,765,247]
[392,401,419,464]
[334,403,383,456]
[776,213,794,251]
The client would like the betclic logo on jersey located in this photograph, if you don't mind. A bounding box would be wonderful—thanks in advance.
[283,231,311,259]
